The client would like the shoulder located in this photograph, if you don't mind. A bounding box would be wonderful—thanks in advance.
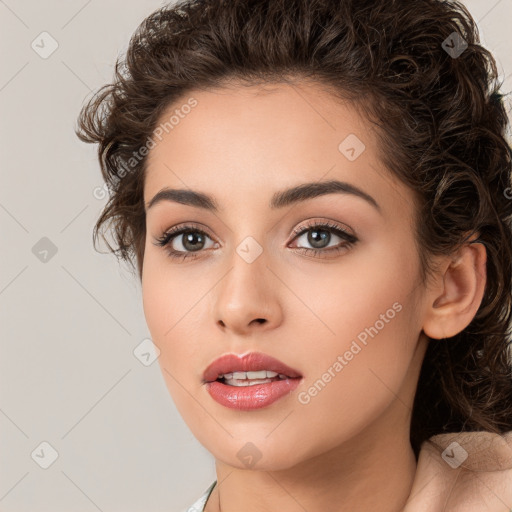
[404,430,512,512]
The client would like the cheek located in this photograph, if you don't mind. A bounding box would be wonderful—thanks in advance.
[292,234,418,351]
[141,253,212,397]
[290,240,421,401]
[141,246,206,343]
[142,267,207,424]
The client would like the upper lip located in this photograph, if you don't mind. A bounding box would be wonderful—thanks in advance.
[203,352,302,383]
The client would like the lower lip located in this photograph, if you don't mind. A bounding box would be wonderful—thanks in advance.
[205,378,302,410]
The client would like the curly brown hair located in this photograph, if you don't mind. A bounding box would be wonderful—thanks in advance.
[75,0,512,458]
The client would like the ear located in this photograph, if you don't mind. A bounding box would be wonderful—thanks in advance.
[422,237,487,340]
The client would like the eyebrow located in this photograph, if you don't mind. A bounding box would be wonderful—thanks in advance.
[145,179,381,214]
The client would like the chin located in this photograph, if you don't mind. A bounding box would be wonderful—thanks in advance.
[200,432,310,471]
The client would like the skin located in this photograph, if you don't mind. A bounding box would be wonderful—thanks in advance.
[141,81,487,511]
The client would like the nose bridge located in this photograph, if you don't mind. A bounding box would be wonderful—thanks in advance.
[213,232,281,332]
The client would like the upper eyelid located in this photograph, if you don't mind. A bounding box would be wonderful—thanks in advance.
[291,219,353,235]
[161,221,213,237]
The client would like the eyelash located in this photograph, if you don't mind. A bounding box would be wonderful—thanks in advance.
[153,220,358,261]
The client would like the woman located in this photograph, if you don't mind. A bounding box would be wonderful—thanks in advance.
[76,0,512,509]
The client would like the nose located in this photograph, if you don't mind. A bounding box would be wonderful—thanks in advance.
[213,251,283,336]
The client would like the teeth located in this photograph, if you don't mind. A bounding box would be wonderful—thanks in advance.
[225,378,273,387]
[217,370,287,386]
[247,370,268,379]
[218,370,280,380]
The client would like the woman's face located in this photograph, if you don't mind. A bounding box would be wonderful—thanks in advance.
[142,81,431,470]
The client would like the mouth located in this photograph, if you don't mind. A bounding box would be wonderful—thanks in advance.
[203,351,302,384]
[202,352,303,410]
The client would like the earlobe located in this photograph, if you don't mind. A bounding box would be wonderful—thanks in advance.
[422,239,487,340]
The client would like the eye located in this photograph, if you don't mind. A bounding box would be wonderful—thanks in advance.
[153,219,358,261]
[289,219,358,258]
[152,223,218,261]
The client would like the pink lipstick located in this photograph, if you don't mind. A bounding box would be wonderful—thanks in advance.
[203,352,302,410]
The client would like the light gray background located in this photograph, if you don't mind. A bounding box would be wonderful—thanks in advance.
[0,1,511,511]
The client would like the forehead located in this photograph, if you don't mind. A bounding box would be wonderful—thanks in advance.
[143,81,413,216]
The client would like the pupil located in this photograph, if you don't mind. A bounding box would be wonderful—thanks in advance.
[183,232,204,251]
[308,229,330,249]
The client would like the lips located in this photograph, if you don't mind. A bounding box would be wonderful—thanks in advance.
[202,352,302,383]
